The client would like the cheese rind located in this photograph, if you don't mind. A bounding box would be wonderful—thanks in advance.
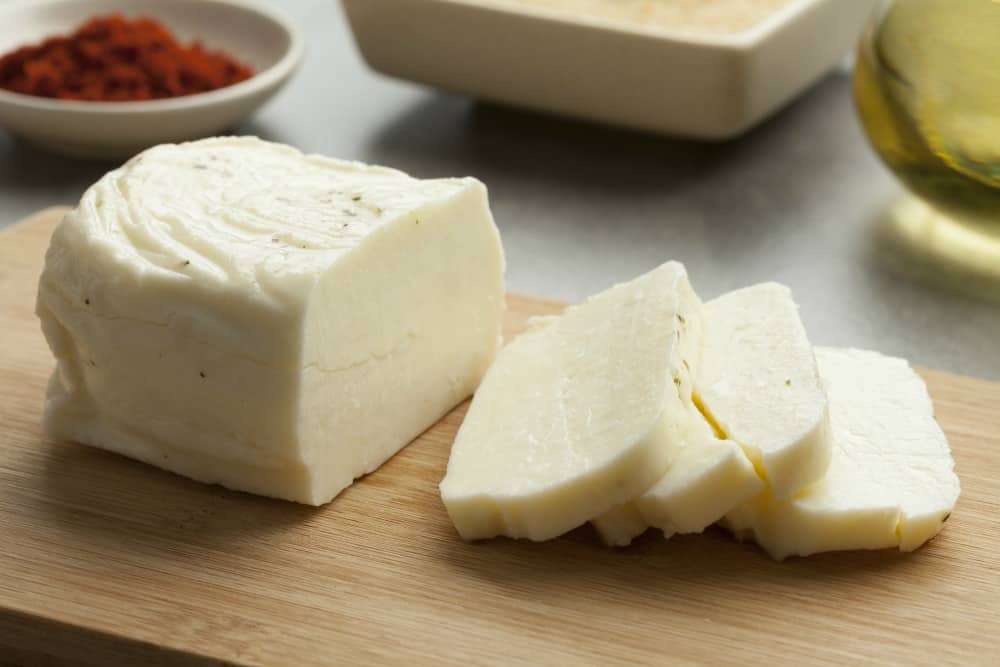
[440,262,702,541]
[723,347,961,560]
[696,283,831,499]
[37,137,506,505]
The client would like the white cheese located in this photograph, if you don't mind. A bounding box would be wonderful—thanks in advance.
[439,262,703,541]
[696,282,831,499]
[723,347,961,560]
[37,137,505,505]
[592,502,651,547]
[593,282,823,546]
[592,411,761,546]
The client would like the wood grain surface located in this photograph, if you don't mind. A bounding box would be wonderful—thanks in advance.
[1,208,998,666]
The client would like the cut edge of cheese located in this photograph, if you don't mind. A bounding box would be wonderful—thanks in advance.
[592,408,762,546]
[722,347,960,560]
[444,413,674,542]
[295,180,506,503]
[635,417,763,535]
[592,503,654,547]
[722,493,902,560]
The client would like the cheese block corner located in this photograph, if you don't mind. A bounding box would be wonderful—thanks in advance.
[36,136,506,505]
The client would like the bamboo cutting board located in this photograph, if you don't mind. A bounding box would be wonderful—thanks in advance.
[1,208,998,666]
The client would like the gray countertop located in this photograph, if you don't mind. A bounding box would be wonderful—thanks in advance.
[2,0,998,379]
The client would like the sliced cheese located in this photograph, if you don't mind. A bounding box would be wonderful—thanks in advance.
[593,503,651,548]
[593,282,823,546]
[37,137,505,505]
[723,347,961,560]
[696,282,831,499]
[439,262,703,541]
[593,411,761,546]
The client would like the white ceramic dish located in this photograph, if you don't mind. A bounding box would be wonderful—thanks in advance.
[342,0,876,139]
[0,0,303,159]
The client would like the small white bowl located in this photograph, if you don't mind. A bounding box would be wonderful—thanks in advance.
[343,0,875,139]
[0,0,304,159]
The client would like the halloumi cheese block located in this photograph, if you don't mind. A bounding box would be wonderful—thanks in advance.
[37,137,505,505]
[439,262,703,541]
[696,283,831,499]
[592,411,762,546]
[723,347,961,560]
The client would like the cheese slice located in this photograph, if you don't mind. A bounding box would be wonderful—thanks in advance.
[594,282,823,546]
[592,411,762,546]
[723,347,961,560]
[439,262,703,541]
[37,137,505,505]
[696,282,831,499]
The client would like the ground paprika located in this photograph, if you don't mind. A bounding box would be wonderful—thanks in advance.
[0,14,254,102]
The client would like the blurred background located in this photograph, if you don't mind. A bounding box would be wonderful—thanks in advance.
[1,0,998,379]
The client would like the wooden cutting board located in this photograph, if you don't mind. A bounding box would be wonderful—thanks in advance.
[1,208,998,667]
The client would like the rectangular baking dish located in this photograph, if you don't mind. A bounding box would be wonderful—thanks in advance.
[342,0,876,139]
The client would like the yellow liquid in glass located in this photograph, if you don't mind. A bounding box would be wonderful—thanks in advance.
[854,0,1000,229]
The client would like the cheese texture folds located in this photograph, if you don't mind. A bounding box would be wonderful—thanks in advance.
[36,137,506,505]
[724,347,961,559]
[439,262,702,541]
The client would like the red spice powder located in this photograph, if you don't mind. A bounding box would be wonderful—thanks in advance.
[0,14,254,102]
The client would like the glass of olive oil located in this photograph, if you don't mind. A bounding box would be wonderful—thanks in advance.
[854,0,1000,233]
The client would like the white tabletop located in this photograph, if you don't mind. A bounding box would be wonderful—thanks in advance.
[2,0,997,380]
